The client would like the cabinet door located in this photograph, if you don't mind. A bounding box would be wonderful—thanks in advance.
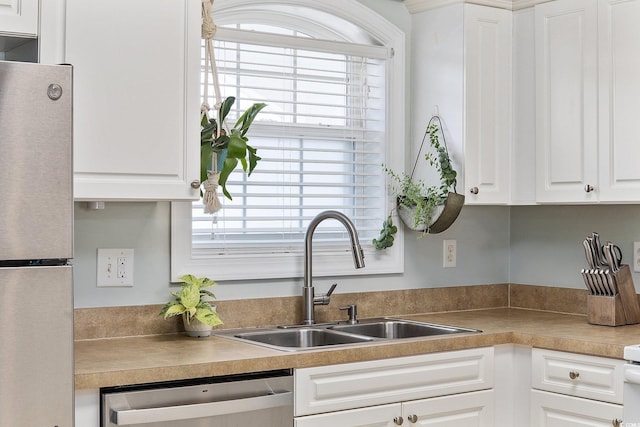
[294,403,399,427]
[535,0,598,203]
[42,0,200,201]
[530,389,623,426]
[0,0,38,35]
[463,5,512,204]
[403,389,494,426]
[598,0,640,201]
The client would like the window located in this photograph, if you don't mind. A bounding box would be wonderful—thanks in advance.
[171,0,405,281]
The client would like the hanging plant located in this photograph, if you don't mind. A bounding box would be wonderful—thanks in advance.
[374,116,464,249]
[200,97,266,200]
[199,0,266,210]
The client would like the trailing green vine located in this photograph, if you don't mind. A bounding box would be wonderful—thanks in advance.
[372,215,398,250]
[425,123,458,196]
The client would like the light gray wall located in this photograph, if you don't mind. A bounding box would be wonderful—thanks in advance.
[510,205,640,290]
[73,203,510,308]
[74,202,172,308]
[74,202,640,308]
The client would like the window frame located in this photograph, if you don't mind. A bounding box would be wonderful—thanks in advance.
[170,0,405,282]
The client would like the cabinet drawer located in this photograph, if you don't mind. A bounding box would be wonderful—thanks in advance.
[295,347,493,416]
[531,389,622,426]
[531,348,623,404]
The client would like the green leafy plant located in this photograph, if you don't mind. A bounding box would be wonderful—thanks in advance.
[386,167,441,233]
[160,274,223,327]
[372,215,398,250]
[376,121,458,247]
[201,96,267,200]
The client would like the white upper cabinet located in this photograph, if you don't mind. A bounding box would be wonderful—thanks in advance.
[411,3,512,205]
[463,5,512,204]
[0,0,38,36]
[598,0,640,201]
[536,0,640,203]
[40,0,200,201]
[535,0,598,203]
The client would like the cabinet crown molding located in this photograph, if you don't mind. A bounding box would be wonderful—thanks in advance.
[404,0,552,13]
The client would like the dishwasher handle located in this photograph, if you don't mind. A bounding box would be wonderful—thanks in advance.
[112,390,292,425]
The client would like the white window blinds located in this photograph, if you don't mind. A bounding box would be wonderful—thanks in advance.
[193,25,389,253]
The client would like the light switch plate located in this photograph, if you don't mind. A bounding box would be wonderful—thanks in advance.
[97,248,134,287]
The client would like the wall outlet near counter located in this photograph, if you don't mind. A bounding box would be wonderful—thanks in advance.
[443,239,456,268]
[97,248,134,287]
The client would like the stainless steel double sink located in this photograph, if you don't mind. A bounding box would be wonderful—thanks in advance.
[214,318,481,352]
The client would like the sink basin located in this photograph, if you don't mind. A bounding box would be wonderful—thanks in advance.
[214,318,480,352]
[232,328,374,351]
[329,319,480,339]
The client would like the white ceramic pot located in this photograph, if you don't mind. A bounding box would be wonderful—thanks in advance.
[182,314,213,337]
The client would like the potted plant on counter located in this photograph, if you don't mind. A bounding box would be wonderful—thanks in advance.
[373,116,464,249]
[160,274,223,337]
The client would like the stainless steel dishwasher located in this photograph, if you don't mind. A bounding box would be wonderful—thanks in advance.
[101,370,293,426]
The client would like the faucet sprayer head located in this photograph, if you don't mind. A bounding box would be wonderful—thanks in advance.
[352,244,365,269]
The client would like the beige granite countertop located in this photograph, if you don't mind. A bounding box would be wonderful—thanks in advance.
[75,308,640,390]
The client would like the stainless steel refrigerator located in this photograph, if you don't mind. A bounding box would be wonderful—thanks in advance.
[0,60,74,426]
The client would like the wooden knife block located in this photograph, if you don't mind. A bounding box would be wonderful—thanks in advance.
[587,265,640,326]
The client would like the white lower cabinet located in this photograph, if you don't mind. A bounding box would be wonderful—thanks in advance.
[294,348,494,426]
[531,349,624,427]
[531,390,623,426]
[295,390,493,427]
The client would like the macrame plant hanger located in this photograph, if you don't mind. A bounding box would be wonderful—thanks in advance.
[201,0,226,214]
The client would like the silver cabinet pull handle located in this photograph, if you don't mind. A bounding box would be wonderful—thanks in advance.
[569,371,580,380]
[112,390,292,425]
[470,187,479,195]
[584,184,595,193]
[190,180,201,189]
[407,414,418,423]
[613,418,622,427]
[393,416,404,425]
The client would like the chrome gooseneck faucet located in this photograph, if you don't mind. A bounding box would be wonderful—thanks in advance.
[302,210,365,325]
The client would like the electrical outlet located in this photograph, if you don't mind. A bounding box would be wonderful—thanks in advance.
[443,239,456,268]
[634,242,640,273]
[97,248,134,287]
